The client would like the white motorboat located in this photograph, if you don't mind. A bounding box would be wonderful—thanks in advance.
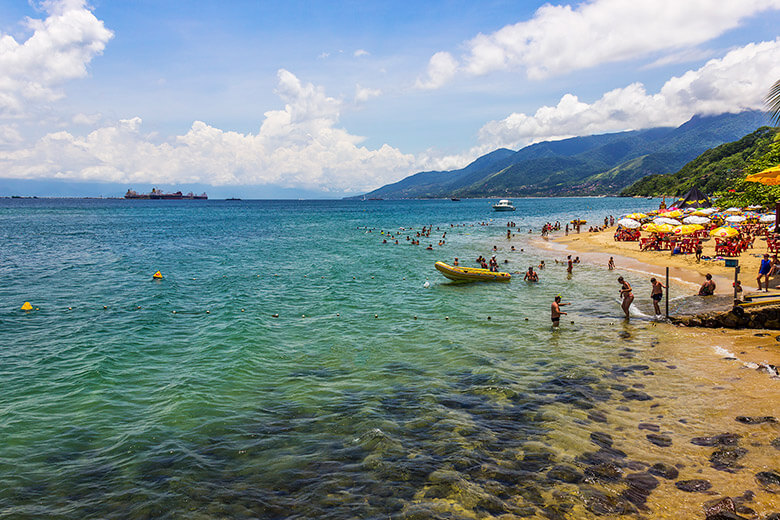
[492,199,516,211]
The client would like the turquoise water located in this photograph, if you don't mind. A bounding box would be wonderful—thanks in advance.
[0,197,724,519]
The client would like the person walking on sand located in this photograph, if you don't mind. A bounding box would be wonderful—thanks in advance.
[608,257,615,270]
[650,278,665,316]
[617,276,634,318]
[551,295,570,328]
[757,253,771,292]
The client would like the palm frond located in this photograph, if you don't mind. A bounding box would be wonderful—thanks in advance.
[766,79,780,126]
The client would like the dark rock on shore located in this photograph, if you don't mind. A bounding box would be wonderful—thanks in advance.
[676,479,713,492]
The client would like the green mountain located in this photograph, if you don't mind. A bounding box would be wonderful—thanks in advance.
[621,126,779,197]
[352,111,769,199]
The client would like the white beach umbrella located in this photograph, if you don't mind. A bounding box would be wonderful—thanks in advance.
[683,215,711,225]
[616,218,641,229]
[759,214,776,223]
[697,208,718,215]
[724,207,743,214]
[747,205,763,210]
[654,217,681,226]
[725,215,747,223]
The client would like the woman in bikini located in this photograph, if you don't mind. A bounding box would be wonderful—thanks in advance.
[617,276,634,319]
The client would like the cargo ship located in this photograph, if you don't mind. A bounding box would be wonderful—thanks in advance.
[125,188,208,200]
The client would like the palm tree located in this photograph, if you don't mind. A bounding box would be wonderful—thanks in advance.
[767,79,780,125]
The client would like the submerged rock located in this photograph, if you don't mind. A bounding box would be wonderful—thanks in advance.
[710,447,748,472]
[621,472,659,508]
[675,479,713,492]
[735,416,777,424]
[648,462,678,480]
[646,433,672,447]
[622,390,652,401]
[590,431,613,449]
[691,433,741,447]
[584,462,624,482]
[587,410,608,423]
[638,423,660,432]
[546,464,583,484]
[771,437,780,451]
[756,470,780,490]
[581,486,635,516]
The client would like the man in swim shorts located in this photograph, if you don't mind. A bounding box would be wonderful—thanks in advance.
[650,277,665,316]
[551,295,570,327]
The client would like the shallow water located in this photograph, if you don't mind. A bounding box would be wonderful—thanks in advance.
[1,198,778,519]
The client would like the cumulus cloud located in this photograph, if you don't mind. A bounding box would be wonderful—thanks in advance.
[0,70,416,192]
[476,39,780,151]
[0,0,113,117]
[355,84,381,103]
[415,51,458,90]
[353,49,369,57]
[421,0,780,88]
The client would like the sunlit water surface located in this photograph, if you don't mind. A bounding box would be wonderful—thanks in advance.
[1,198,778,519]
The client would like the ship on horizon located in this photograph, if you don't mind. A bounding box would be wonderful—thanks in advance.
[125,188,208,200]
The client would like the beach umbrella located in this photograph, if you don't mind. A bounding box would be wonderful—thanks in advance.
[724,207,742,214]
[760,214,776,223]
[672,224,704,235]
[745,164,780,185]
[644,223,674,234]
[653,217,681,226]
[725,215,747,223]
[683,215,711,225]
[624,212,648,220]
[663,209,683,218]
[616,218,641,229]
[747,205,763,210]
[710,226,739,238]
[696,208,718,215]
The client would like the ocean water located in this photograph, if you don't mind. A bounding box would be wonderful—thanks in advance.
[1,197,778,519]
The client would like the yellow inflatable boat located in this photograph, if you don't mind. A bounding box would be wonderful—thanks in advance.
[434,261,512,283]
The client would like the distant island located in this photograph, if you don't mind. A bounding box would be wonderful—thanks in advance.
[350,111,770,200]
[125,188,208,200]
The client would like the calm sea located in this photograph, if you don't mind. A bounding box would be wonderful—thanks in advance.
[1,197,775,519]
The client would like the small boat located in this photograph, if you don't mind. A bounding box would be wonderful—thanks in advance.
[492,199,516,211]
[451,197,460,201]
[434,261,511,283]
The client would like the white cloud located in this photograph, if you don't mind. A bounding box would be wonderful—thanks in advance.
[422,0,780,88]
[0,70,416,192]
[354,49,369,57]
[415,51,458,90]
[355,84,381,103]
[72,112,101,125]
[476,39,780,151]
[0,0,113,117]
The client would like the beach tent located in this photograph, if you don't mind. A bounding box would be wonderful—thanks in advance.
[672,187,711,209]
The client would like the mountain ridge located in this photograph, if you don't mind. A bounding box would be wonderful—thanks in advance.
[351,111,769,199]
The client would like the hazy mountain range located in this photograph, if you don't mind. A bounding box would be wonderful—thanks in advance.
[353,111,770,199]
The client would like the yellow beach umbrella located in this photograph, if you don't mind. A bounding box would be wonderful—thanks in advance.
[672,224,703,235]
[625,212,648,220]
[663,210,683,218]
[745,164,780,185]
[710,226,739,238]
[643,223,674,234]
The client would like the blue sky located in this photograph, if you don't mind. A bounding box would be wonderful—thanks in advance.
[1,0,780,197]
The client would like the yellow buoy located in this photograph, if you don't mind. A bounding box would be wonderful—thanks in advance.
[21,301,33,311]
[153,271,163,279]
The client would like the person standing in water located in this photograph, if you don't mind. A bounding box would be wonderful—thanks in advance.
[617,276,634,318]
[608,257,615,270]
[567,255,573,275]
[551,295,570,328]
[650,277,665,316]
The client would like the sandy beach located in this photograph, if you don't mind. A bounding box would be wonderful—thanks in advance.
[549,226,773,293]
